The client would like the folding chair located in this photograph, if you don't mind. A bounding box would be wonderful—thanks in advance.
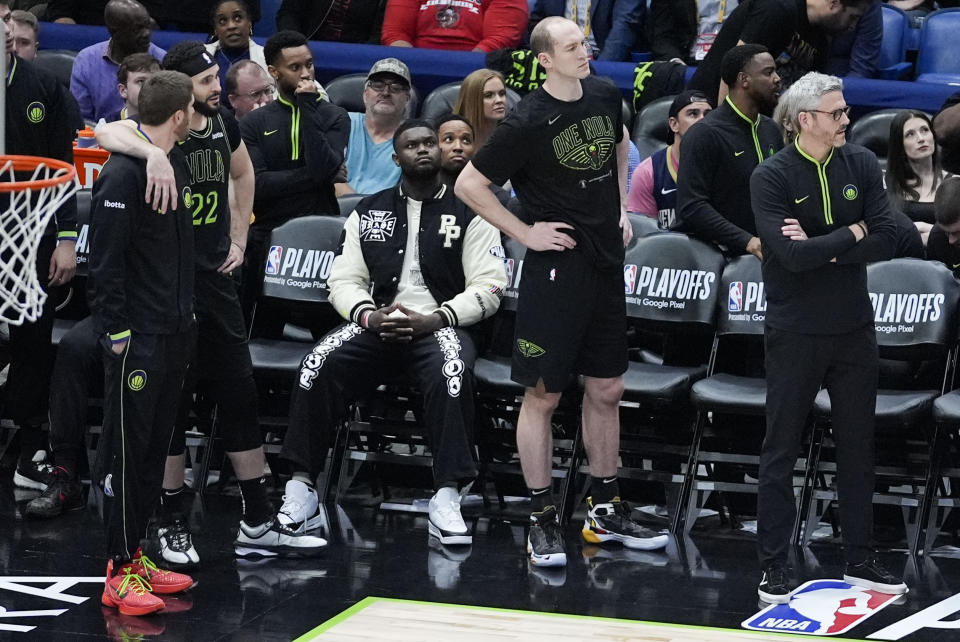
[797,258,960,550]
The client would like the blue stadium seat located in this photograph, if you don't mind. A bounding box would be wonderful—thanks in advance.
[878,5,912,80]
[254,0,281,38]
[915,8,960,84]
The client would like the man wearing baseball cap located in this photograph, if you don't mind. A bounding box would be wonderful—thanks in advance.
[627,90,713,229]
[337,57,414,196]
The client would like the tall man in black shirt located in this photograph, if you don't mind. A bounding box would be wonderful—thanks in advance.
[688,0,870,104]
[91,71,196,616]
[457,17,668,568]
[677,44,782,259]
[751,71,902,603]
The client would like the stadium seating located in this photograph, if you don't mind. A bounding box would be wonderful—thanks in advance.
[34,49,77,90]
[630,95,673,161]
[915,8,960,85]
[878,4,913,81]
[337,193,367,218]
[418,81,521,122]
[674,255,774,535]
[798,258,960,550]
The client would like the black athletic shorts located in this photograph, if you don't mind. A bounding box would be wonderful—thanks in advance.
[511,249,628,392]
[194,270,253,379]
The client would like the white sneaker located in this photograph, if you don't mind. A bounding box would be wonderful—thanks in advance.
[234,517,327,558]
[157,519,200,567]
[428,486,472,545]
[277,480,324,533]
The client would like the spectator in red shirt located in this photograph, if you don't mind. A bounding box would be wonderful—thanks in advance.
[381,0,528,52]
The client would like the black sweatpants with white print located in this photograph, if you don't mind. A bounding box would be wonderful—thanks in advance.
[283,323,478,486]
[102,331,190,560]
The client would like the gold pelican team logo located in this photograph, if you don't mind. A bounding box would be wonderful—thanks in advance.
[26,101,45,124]
[552,115,616,171]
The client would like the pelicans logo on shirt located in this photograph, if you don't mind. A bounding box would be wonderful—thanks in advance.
[552,115,616,171]
[843,184,859,201]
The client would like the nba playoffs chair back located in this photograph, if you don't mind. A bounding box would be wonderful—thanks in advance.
[599,232,722,524]
[798,258,960,550]
[247,215,346,453]
[673,255,777,535]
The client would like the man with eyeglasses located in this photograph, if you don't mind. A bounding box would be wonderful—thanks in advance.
[751,71,900,604]
[337,58,413,196]
[226,59,275,119]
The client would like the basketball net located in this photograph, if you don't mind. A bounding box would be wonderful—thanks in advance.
[0,156,79,326]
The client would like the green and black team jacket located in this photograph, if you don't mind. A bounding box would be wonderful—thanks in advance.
[4,55,81,240]
[89,151,194,342]
[751,139,897,335]
[240,91,349,235]
[676,96,782,253]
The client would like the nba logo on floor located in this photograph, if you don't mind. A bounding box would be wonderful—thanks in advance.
[742,580,901,636]
[266,246,283,275]
[729,281,743,312]
[624,264,637,294]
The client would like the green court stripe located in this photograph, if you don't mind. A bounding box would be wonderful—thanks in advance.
[292,596,379,640]
[294,596,869,641]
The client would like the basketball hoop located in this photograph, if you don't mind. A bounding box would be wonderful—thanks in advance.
[0,155,78,326]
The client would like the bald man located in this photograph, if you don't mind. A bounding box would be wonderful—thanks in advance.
[226,60,275,120]
[69,0,166,122]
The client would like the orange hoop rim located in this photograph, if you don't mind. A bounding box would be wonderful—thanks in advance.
[0,155,77,192]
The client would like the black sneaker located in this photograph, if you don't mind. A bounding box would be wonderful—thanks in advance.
[758,561,793,603]
[844,555,908,594]
[13,452,55,491]
[527,506,567,567]
[582,497,669,550]
[23,467,84,518]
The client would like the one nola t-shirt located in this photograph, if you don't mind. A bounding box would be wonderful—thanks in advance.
[472,74,625,268]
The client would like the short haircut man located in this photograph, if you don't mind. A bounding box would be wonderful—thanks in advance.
[751,71,901,603]
[91,69,197,615]
[283,119,506,549]
[457,17,668,567]
[10,9,38,61]
[116,52,160,119]
[676,44,783,258]
[627,89,712,228]
[226,59,275,120]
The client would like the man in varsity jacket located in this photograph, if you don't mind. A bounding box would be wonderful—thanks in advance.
[282,119,506,549]
[751,72,900,604]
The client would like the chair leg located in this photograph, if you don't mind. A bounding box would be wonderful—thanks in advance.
[671,410,707,536]
[914,422,945,558]
[321,418,351,505]
[558,420,584,525]
[195,405,219,498]
[793,421,824,548]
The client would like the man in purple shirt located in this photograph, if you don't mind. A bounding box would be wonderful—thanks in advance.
[69,0,165,122]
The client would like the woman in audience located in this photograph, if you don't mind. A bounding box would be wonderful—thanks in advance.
[381,0,528,52]
[205,0,266,109]
[454,69,508,149]
[887,110,949,240]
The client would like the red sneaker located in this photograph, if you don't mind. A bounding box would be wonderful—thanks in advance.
[121,548,195,595]
[101,560,165,616]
